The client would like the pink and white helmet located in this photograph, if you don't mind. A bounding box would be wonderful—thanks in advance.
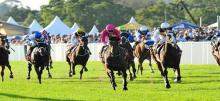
[105,24,116,32]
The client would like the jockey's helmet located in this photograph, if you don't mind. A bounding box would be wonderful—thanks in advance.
[160,22,170,29]
[34,31,42,39]
[105,24,116,33]
[139,26,149,35]
[216,31,220,37]
[76,29,86,37]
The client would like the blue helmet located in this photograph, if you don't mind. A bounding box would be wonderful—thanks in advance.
[216,31,220,37]
[34,31,42,39]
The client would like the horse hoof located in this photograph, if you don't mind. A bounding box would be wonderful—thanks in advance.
[73,73,76,75]
[48,75,52,79]
[123,87,128,91]
[130,77,134,81]
[165,84,171,88]
[133,76,137,79]
[84,68,88,72]
[69,75,72,77]
[174,79,181,83]
[10,75,14,79]
[27,77,31,80]
[151,71,155,73]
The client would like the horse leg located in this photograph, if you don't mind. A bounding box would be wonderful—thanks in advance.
[108,69,117,90]
[69,62,72,77]
[137,59,143,75]
[1,66,5,81]
[27,63,32,80]
[49,56,53,69]
[162,67,170,88]
[72,63,76,75]
[34,65,41,84]
[140,60,144,75]
[174,67,181,83]
[46,66,52,79]
[6,64,13,79]
[131,61,137,79]
[84,66,88,72]
[80,66,84,80]
[39,66,45,84]
[149,58,154,73]
[128,66,133,81]
[122,69,128,91]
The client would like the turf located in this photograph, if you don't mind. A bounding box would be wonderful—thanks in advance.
[0,61,220,101]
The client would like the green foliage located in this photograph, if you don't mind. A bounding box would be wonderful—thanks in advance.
[64,0,134,31]
[5,6,31,23]
[2,0,220,30]
[0,61,220,101]
[23,13,35,26]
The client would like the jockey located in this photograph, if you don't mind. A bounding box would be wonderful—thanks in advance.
[153,22,180,54]
[100,24,121,55]
[67,29,91,55]
[26,31,48,60]
[138,26,154,48]
[133,26,154,48]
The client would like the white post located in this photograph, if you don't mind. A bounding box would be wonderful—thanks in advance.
[218,16,220,30]
[199,17,202,27]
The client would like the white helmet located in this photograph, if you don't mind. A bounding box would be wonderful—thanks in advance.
[160,22,170,29]
[139,26,148,32]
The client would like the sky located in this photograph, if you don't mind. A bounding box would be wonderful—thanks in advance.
[0,0,49,10]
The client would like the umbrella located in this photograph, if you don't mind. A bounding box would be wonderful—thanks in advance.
[118,17,142,30]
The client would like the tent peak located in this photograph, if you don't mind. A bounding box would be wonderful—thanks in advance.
[7,16,18,25]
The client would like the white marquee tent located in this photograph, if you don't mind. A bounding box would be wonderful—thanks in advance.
[88,25,99,36]
[29,19,43,34]
[6,16,19,25]
[43,16,72,35]
[208,22,218,28]
[71,23,79,33]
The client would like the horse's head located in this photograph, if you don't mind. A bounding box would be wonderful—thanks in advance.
[38,47,47,56]
[121,36,127,44]
[109,36,119,57]
[79,36,88,48]
[75,36,89,56]
[0,35,6,46]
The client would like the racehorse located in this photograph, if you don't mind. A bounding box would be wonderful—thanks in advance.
[100,36,129,90]
[120,36,136,80]
[211,41,220,66]
[66,36,90,79]
[0,36,13,81]
[26,43,50,84]
[152,41,182,88]
[134,41,154,75]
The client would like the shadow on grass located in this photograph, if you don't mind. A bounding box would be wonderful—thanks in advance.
[0,93,83,101]
[182,79,220,84]
[184,75,220,78]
